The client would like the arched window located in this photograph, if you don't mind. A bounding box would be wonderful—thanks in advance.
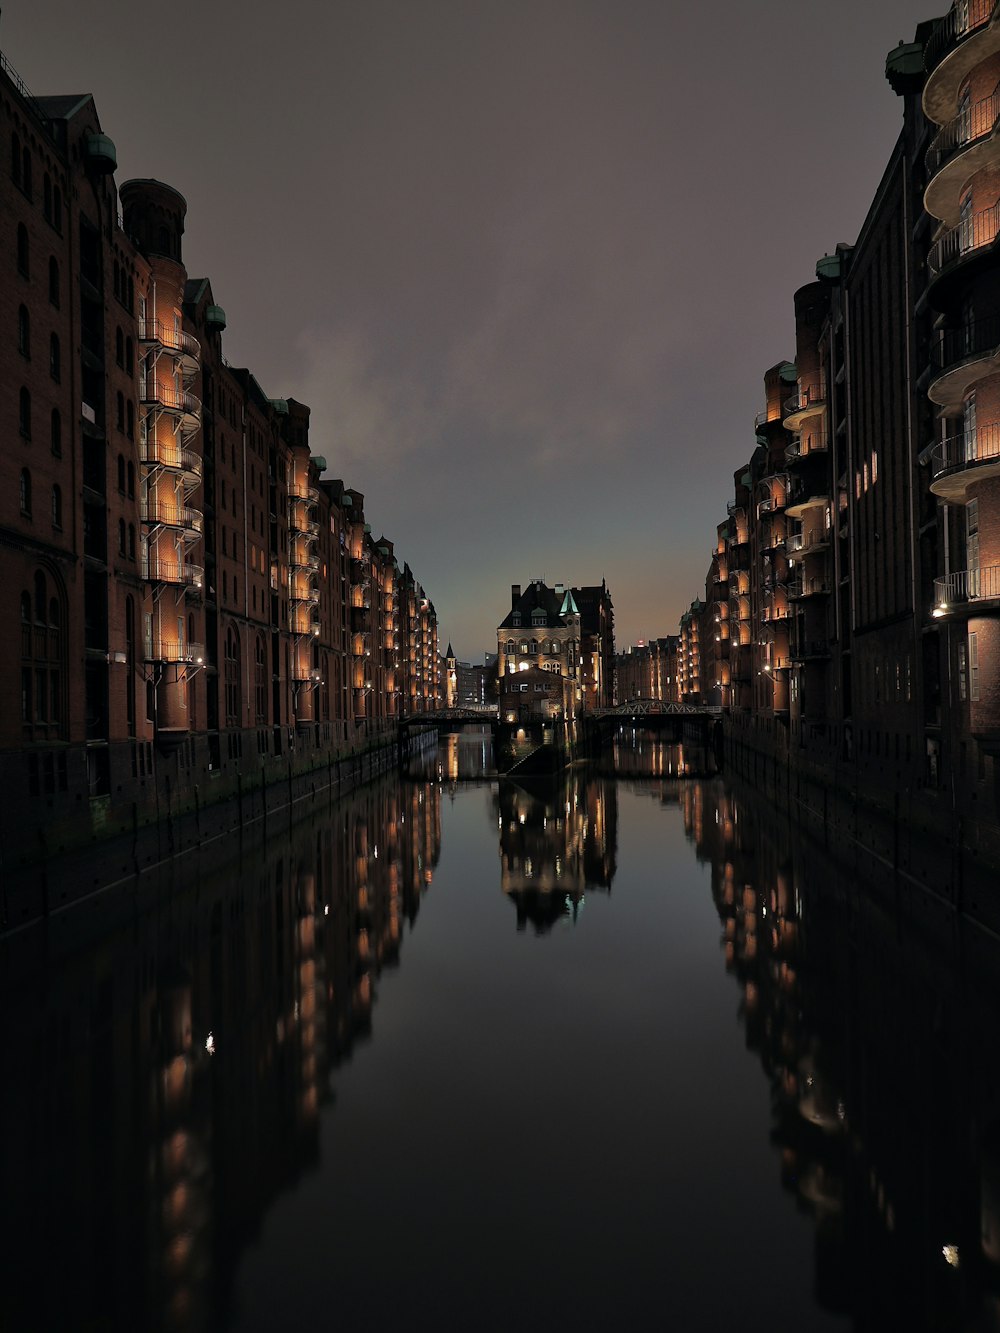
[127,276,133,311]
[506,639,515,654]
[224,625,241,727]
[113,260,120,299]
[52,187,61,232]
[125,337,133,375]
[16,222,28,276]
[118,519,126,555]
[127,524,135,558]
[50,409,61,458]
[116,392,124,432]
[49,332,60,382]
[48,256,59,307]
[21,148,31,199]
[21,570,65,737]
[19,469,31,517]
[530,639,538,654]
[43,173,51,221]
[51,484,62,529]
[117,454,126,493]
[10,132,20,185]
[17,304,29,357]
[254,634,267,724]
[115,327,124,367]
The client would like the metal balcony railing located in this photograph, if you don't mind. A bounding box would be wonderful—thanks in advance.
[144,637,205,663]
[783,385,826,418]
[787,531,830,555]
[143,553,203,588]
[928,200,1000,276]
[289,482,320,503]
[137,319,201,360]
[790,640,832,661]
[787,578,830,599]
[138,380,201,415]
[140,499,202,532]
[928,82,1000,176]
[139,438,202,480]
[934,564,1000,606]
[931,314,1000,372]
[926,0,998,76]
[931,421,1000,476]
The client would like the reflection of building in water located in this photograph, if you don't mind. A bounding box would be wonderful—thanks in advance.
[497,773,617,932]
[686,778,1000,1330]
[0,774,441,1332]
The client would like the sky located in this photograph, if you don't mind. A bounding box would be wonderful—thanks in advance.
[5,1,934,660]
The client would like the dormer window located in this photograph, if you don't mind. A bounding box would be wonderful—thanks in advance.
[532,610,546,626]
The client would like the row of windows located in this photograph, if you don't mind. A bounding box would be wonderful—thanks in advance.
[17,307,61,379]
[502,638,567,655]
[18,470,62,528]
[20,570,65,737]
[18,388,62,453]
[15,223,61,306]
[11,133,63,231]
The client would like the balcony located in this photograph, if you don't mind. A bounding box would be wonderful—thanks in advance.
[933,564,1000,614]
[289,548,320,571]
[289,482,320,504]
[787,530,830,556]
[143,551,203,589]
[139,379,201,421]
[290,581,320,606]
[927,201,1000,299]
[783,386,827,432]
[140,498,202,534]
[726,500,746,518]
[928,314,1000,408]
[789,640,832,663]
[290,610,320,636]
[785,477,829,519]
[787,577,831,601]
[144,637,205,664]
[139,438,202,488]
[929,421,1000,500]
[137,318,200,377]
[760,522,786,553]
[924,0,1000,127]
[785,435,829,465]
[926,83,1000,225]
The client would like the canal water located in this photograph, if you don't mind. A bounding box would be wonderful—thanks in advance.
[3,729,999,1331]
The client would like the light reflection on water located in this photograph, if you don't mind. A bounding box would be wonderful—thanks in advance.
[1,735,999,1331]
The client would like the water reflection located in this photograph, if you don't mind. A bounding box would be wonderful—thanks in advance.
[496,772,617,931]
[8,737,1000,1331]
[0,777,441,1333]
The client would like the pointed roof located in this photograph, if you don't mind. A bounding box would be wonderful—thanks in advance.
[560,590,579,616]
[446,642,454,658]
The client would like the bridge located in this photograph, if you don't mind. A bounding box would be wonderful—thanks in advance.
[592,699,724,767]
[594,700,723,719]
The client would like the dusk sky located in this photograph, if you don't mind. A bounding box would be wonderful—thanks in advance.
[8,1,932,659]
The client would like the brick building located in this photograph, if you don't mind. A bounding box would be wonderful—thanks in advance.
[0,53,438,859]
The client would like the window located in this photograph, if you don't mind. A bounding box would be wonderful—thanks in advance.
[255,634,267,724]
[52,186,62,233]
[126,401,134,440]
[20,573,64,736]
[117,454,126,493]
[520,641,528,653]
[50,409,61,457]
[10,132,20,185]
[128,523,136,559]
[224,625,241,727]
[958,639,968,702]
[116,392,125,432]
[49,256,59,307]
[21,148,31,199]
[970,631,980,702]
[127,461,135,498]
[43,173,51,221]
[16,222,28,276]
[115,327,124,367]
[51,484,62,529]
[118,518,126,556]
[19,387,31,438]
[19,469,31,517]
[49,332,60,382]
[125,337,133,375]
[17,304,29,357]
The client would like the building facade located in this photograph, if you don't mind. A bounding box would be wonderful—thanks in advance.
[0,55,438,863]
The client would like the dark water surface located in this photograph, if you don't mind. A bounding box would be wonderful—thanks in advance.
[3,731,999,1331]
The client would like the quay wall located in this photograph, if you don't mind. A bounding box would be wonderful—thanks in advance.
[0,723,437,935]
[724,715,1000,933]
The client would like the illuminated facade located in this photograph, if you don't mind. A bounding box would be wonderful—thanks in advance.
[0,53,439,864]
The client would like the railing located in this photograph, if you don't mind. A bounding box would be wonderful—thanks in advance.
[0,48,50,128]
[926,0,998,76]
[931,420,1000,475]
[289,482,320,503]
[143,554,203,588]
[139,438,202,478]
[290,582,320,605]
[787,530,830,555]
[787,578,830,599]
[928,82,1000,176]
[786,477,828,508]
[785,436,829,461]
[139,380,201,415]
[290,549,321,571]
[726,500,745,517]
[783,385,826,417]
[140,499,202,532]
[137,319,201,359]
[935,564,1000,605]
[932,314,1000,372]
[928,199,1000,275]
[144,637,205,663]
[791,640,831,660]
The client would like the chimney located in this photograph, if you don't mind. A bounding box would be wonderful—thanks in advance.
[555,582,564,595]
[511,583,521,610]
